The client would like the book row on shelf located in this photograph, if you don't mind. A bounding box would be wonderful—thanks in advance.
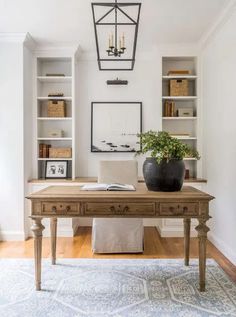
[163,101,194,117]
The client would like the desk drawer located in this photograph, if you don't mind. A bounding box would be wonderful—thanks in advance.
[84,202,155,216]
[42,202,80,215]
[159,203,198,216]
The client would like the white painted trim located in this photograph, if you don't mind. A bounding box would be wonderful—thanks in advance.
[156,225,197,238]
[0,32,27,42]
[27,227,74,238]
[0,231,26,241]
[199,0,236,48]
[0,32,36,50]
[34,44,81,59]
[208,232,236,266]
[24,33,37,50]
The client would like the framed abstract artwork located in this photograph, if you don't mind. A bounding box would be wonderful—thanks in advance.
[91,102,142,152]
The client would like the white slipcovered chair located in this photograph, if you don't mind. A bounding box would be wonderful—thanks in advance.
[92,160,144,253]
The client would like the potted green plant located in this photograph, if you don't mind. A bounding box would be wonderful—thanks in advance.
[136,131,200,191]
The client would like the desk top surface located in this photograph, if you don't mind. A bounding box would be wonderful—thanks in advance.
[27,184,214,201]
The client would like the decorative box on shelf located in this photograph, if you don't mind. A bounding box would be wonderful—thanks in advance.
[49,147,72,158]
[48,129,64,138]
[47,100,66,117]
[170,79,188,96]
[178,108,194,117]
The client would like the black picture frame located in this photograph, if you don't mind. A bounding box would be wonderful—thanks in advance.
[45,160,68,179]
[91,101,142,153]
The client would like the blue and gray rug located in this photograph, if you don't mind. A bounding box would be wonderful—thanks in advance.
[0,259,235,317]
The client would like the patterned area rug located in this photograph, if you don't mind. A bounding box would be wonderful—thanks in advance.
[0,259,235,317]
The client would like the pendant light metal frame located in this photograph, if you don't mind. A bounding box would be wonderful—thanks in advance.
[91,1,141,71]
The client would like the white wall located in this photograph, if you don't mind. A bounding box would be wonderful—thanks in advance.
[0,41,25,240]
[76,52,162,177]
[202,9,236,265]
[76,44,199,177]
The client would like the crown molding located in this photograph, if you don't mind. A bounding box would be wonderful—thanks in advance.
[0,32,36,50]
[34,44,81,59]
[199,0,236,49]
[0,32,28,42]
[24,33,37,50]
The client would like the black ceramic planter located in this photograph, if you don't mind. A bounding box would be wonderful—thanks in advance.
[143,158,185,192]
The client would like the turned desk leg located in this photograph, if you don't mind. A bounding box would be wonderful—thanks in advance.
[184,218,191,266]
[50,218,57,265]
[195,218,209,292]
[31,218,45,291]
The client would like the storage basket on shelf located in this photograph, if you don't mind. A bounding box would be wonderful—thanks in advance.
[170,79,188,96]
[49,147,72,158]
[47,100,66,117]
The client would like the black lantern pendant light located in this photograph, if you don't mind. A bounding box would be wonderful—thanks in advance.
[91,0,141,71]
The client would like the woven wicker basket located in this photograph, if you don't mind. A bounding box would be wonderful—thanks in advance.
[170,79,188,96]
[47,101,66,117]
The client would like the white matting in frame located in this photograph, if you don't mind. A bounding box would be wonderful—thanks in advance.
[91,102,142,152]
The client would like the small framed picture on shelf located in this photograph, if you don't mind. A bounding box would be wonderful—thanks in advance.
[45,160,68,179]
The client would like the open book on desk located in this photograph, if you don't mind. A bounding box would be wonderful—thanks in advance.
[81,183,136,191]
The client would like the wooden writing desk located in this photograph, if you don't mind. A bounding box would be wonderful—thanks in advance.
[27,184,214,292]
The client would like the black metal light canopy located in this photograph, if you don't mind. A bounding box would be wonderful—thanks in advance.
[91,0,141,71]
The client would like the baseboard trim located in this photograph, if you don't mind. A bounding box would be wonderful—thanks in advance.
[208,232,236,266]
[156,225,197,238]
[0,231,26,241]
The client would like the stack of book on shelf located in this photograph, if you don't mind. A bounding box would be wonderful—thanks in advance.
[39,144,51,158]
[164,101,175,117]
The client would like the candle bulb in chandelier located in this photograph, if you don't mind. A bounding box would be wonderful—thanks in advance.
[111,33,114,48]
[122,33,125,48]
[119,37,122,50]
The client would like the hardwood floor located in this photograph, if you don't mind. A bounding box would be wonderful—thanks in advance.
[0,227,235,282]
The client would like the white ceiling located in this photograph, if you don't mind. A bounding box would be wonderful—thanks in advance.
[0,0,230,51]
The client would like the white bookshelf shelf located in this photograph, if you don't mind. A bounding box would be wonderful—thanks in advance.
[183,158,198,161]
[37,97,72,101]
[38,158,72,161]
[37,137,72,141]
[162,75,197,80]
[171,136,197,140]
[37,117,72,121]
[162,117,197,120]
[162,96,197,100]
[37,76,72,83]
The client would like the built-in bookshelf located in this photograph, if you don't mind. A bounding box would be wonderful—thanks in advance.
[161,56,200,179]
[34,50,79,179]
